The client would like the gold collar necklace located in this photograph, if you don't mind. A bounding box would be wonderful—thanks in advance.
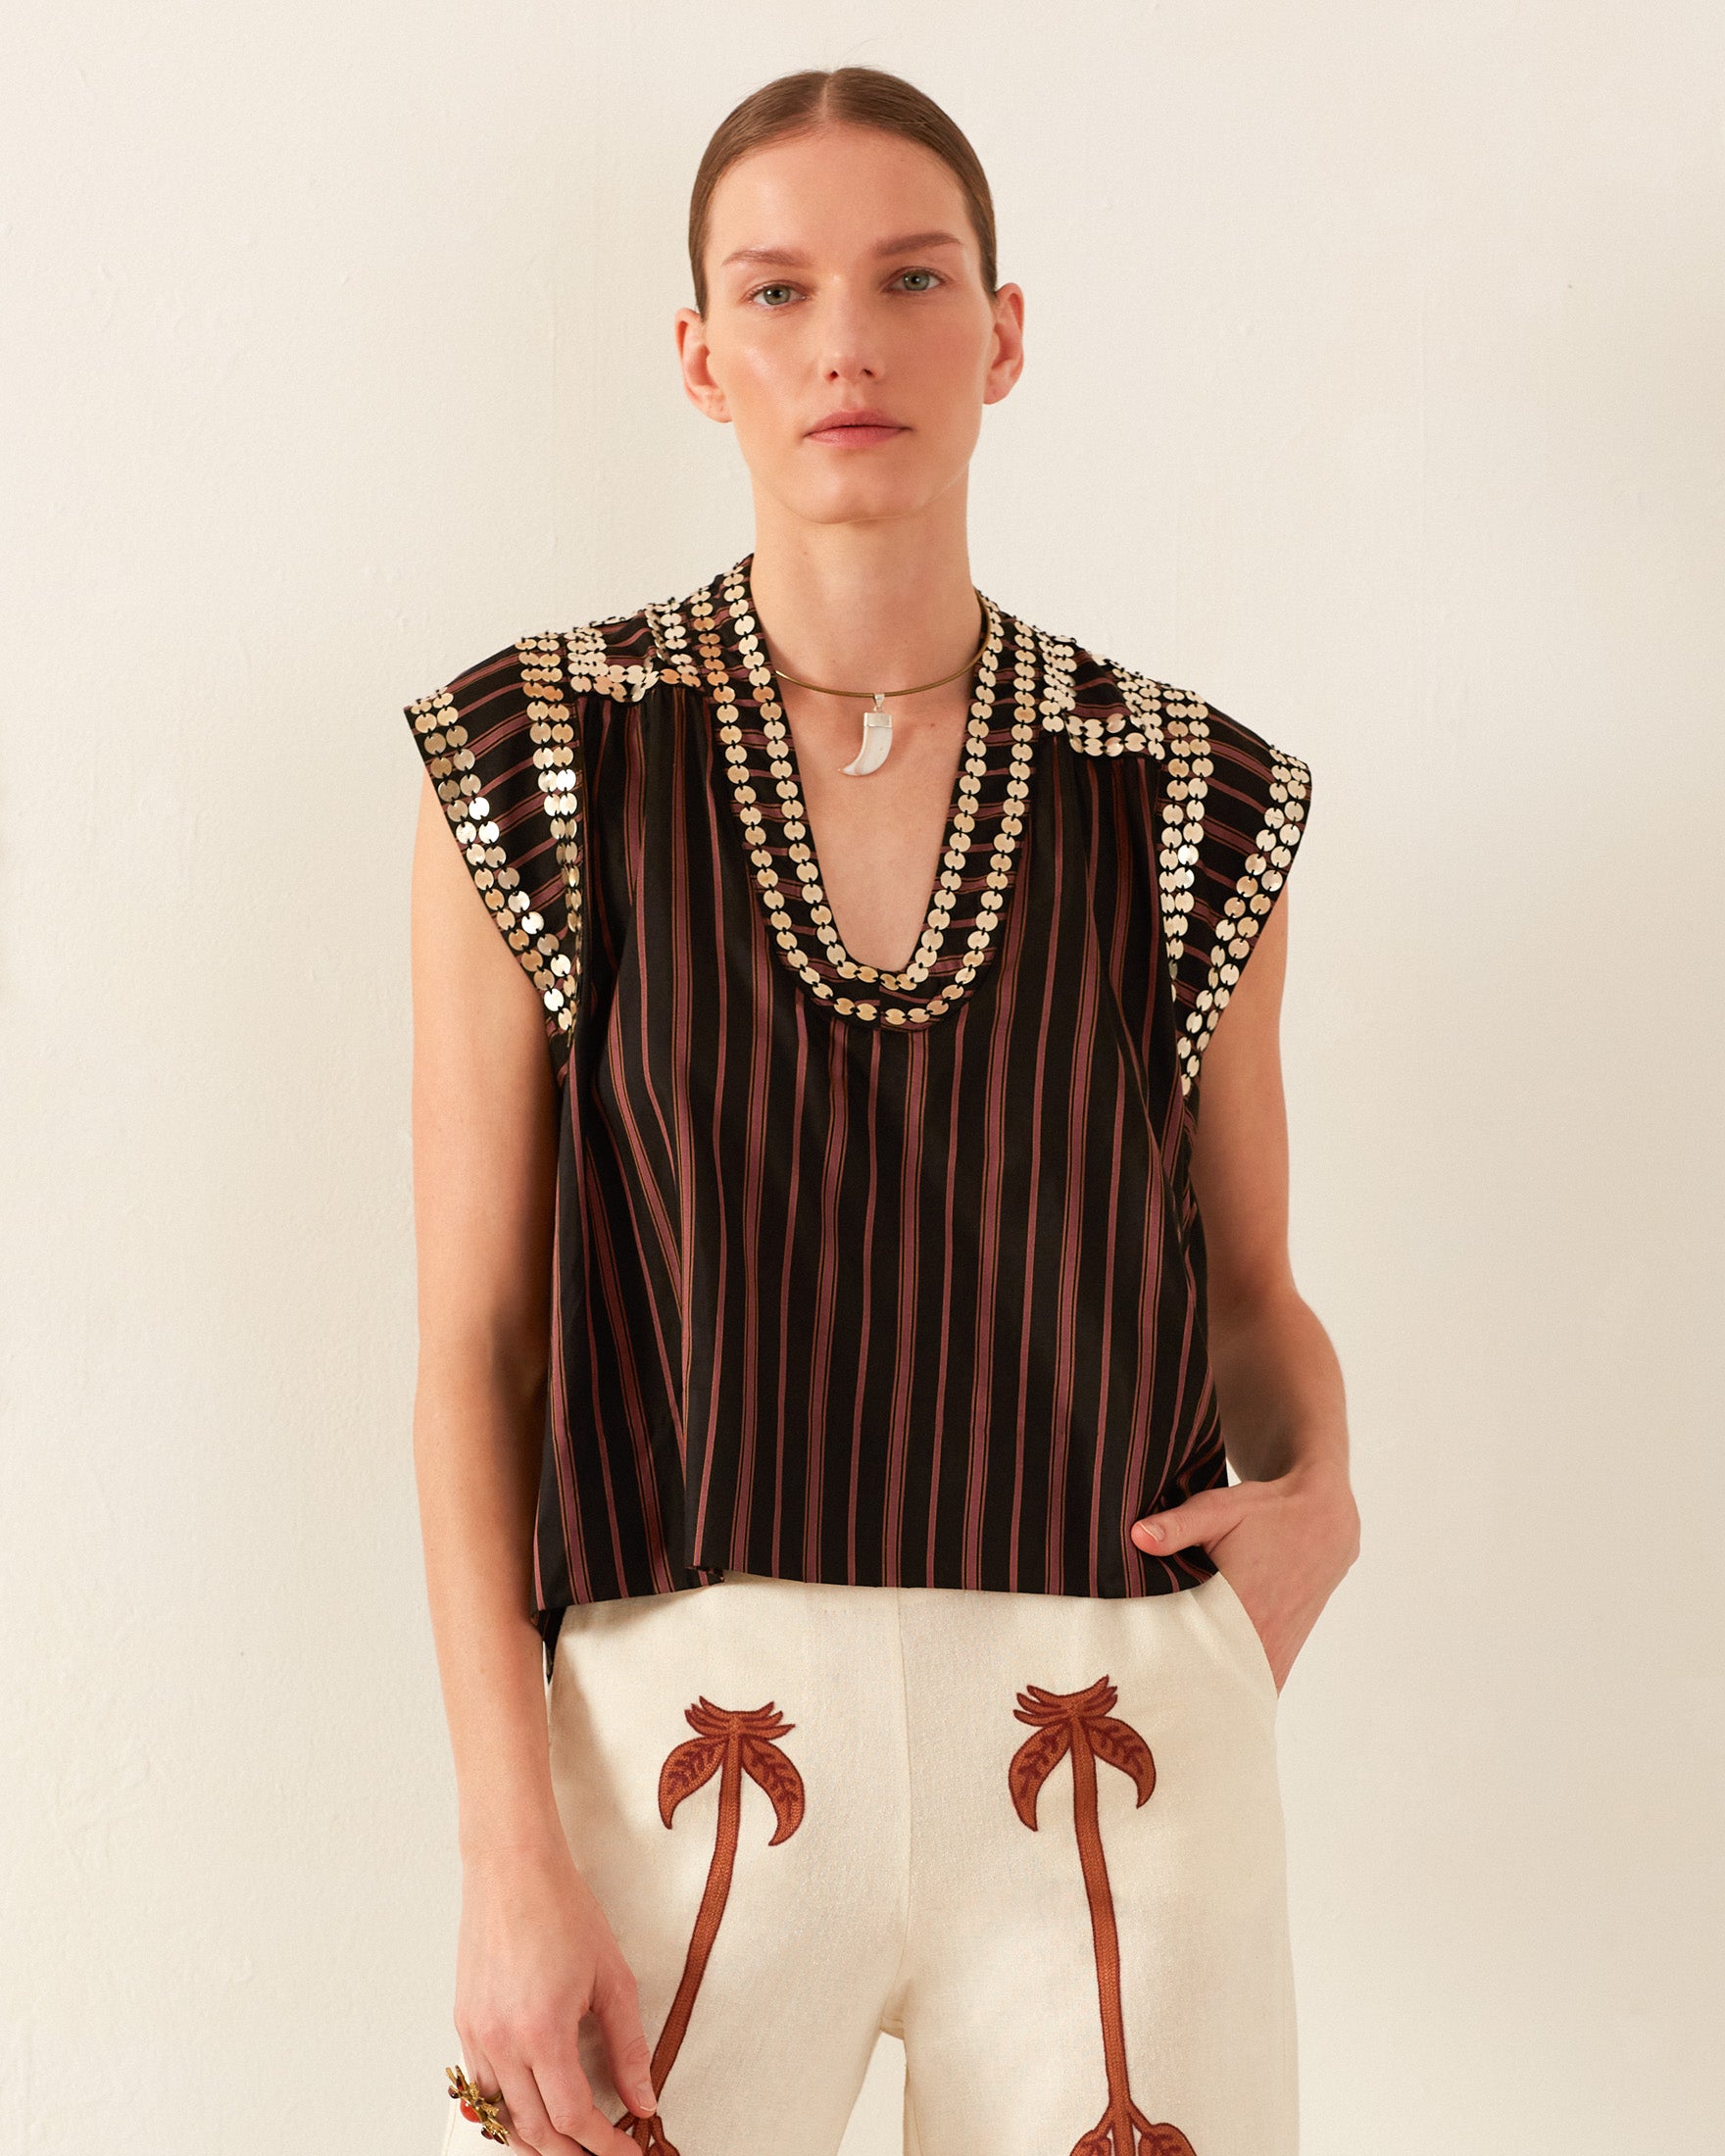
[767,598,989,776]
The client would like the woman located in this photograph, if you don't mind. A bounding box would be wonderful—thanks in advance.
[406,65,1357,2156]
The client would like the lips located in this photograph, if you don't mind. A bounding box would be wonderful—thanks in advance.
[806,407,907,445]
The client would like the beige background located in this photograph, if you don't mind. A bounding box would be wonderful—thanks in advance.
[3,4,1721,2152]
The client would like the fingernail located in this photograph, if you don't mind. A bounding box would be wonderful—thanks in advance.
[1136,1521,1163,1543]
[636,2084,656,2113]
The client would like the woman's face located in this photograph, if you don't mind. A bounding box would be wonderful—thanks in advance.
[676,122,1024,530]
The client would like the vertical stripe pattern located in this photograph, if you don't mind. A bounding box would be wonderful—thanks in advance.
[403,559,1313,1677]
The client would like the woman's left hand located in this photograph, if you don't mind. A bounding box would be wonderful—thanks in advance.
[1130,1462,1360,1691]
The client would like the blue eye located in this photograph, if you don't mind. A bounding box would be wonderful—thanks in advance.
[899,270,940,292]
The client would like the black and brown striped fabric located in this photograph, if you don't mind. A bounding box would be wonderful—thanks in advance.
[404,554,1312,1678]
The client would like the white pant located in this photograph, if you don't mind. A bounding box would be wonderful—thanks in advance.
[442,1568,1297,2156]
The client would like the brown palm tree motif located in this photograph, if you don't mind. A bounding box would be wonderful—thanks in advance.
[608,1697,805,2154]
[1010,1676,1198,2156]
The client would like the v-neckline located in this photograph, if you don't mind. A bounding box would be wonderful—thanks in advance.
[665,554,1044,1029]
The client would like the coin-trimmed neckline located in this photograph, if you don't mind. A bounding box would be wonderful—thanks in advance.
[667,553,1044,1029]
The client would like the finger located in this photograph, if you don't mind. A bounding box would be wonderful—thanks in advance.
[533,2049,646,2156]
[1131,1485,1244,1555]
[490,2056,570,2155]
[590,1955,658,2119]
[449,2040,516,2148]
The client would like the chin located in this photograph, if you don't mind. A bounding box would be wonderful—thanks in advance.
[782,474,949,528]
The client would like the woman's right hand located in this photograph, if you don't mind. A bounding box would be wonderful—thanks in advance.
[453,1830,658,2156]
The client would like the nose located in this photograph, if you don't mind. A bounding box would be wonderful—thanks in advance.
[815,282,882,383]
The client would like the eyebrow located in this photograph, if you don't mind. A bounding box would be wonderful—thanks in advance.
[717,230,966,270]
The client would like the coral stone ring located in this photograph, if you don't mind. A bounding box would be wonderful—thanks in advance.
[446,2064,511,2144]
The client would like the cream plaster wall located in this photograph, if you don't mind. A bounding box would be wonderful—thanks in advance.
[2,4,1720,2151]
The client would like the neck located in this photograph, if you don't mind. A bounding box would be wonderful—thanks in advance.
[744,496,983,694]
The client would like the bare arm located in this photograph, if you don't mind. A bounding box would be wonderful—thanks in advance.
[410,769,656,2152]
[411,763,561,1857]
[1129,892,1360,1688]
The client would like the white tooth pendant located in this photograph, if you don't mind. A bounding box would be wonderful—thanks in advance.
[839,693,894,776]
[765,596,985,778]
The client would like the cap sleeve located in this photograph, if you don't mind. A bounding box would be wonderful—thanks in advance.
[1158,700,1312,1098]
[402,630,586,1082]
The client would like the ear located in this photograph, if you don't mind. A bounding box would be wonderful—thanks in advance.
[982,280,1026,407]
[674,307,732,424]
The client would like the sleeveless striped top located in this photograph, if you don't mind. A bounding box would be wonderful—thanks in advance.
[403,554,1313,1678]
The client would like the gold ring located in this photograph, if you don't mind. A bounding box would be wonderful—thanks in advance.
[447,2064,511,2144]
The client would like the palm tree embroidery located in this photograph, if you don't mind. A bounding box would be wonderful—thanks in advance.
[1010,1675,1199,2156]
[609,1697,805,2154]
